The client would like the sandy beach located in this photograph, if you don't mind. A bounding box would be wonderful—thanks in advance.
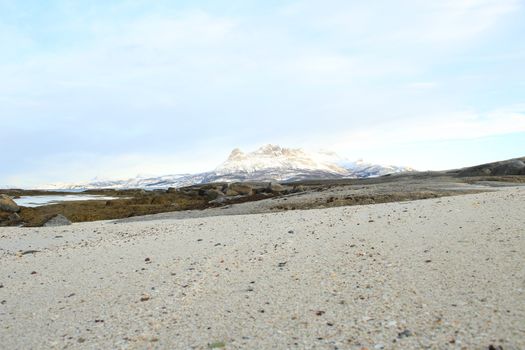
[1,187,524,349]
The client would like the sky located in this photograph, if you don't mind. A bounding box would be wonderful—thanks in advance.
[1,0,524,187]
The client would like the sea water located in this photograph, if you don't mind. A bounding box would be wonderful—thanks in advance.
[14,194,119,207]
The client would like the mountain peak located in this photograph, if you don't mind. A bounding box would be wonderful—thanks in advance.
[216,144,347,175]
[255,144,285,155]
[227,148,246,161]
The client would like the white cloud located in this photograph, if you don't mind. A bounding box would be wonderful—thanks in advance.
[329,105,525,152]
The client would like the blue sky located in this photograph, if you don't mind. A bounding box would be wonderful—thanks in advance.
[1,0,524,187]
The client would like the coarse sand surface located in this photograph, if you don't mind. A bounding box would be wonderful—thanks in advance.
[0,187,524,349]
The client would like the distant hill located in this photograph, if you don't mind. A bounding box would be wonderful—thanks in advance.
[451,157,525,177]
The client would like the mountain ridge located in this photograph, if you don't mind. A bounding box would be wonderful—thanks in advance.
[44,144,413,189]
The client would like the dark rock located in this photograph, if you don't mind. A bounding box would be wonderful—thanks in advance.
[488,345,503,350]
[8,212,21,222]
[209,196,228,204]
[291,185,305,193]
[205,189,224,200]
[167,187,178,193]
[43,214,72,227]
[20,250,40,255]
[397,329,413,338]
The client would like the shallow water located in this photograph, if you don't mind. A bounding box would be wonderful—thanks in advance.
[14,195,119,207]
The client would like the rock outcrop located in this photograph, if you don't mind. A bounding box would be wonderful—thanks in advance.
[267,182,286,193]
[43,214,72,227]
[0,194,20,213]
[227,183,254,196]
[205,189,224,200]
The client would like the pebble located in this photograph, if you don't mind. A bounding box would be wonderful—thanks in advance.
[398,329,413,338]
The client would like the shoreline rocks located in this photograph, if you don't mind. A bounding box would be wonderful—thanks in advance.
[267,182,286,193]
[227,183,254,196]
[0,194,20,213]
[43,214,72,227]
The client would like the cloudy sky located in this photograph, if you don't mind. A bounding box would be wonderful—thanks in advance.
[1,0,524,187]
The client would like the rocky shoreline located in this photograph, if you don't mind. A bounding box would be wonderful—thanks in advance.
[2,170,524,227]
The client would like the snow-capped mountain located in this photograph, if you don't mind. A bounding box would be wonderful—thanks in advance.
[44,145,412,189]
[216,145,348,174]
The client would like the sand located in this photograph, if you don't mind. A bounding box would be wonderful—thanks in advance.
[0,187,524,349]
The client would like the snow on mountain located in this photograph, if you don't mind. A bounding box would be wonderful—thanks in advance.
[340,159,412,178]
[43,174,202,190]
[215,144,348,175]
[44,144,413,189]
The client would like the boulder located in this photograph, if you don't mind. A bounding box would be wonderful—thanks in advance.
[0,212,10,226]
[8,212,21,221]
[209,196,228,204]
[0,194,20,213]
[267,182,286,193]
[291,185,305,193]
[43,214,72,227]
[227,183,254,196]
[225,189,239,196]
[3,212,22,226]
[179,188,200,197]
[205,189,224,200]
